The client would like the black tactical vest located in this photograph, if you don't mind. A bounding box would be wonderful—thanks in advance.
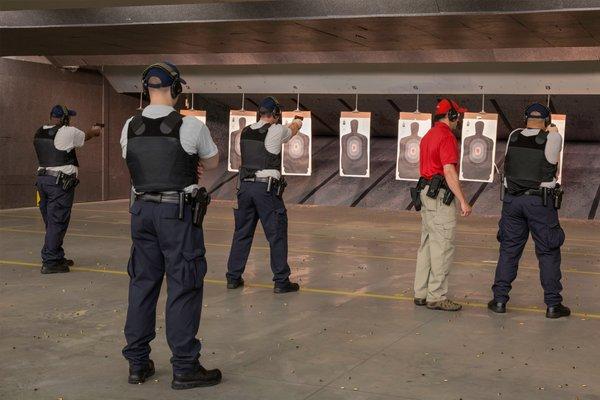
[239,123,281,179]
[33,126,79,168]
[504,129,558,195]
[126,111,199,192]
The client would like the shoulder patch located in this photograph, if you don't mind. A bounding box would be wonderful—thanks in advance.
[130,116,145,136]
[160,111,183,134]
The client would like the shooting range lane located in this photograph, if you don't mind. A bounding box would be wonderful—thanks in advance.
[1,199,599,400]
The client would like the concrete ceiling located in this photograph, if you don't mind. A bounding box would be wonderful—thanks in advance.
[0,0,260,11]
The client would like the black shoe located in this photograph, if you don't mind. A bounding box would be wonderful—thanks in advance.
[273,281,300,293]
[546,304,571,319]
[487,300,507,314]
[227,278,244,289]
[414,298,426,306]
[40,261,70,274]
[171,364,222,390]
[128,360,155,384]
[61,258,74,267]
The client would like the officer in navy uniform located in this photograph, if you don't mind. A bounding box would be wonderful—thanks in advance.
[34,105,101,274]
[120,62,222,389]
[488,103,570,319]
[226,97,303,293]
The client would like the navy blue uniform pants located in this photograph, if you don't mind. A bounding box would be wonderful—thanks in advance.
[226,181,291,286]
[492,193,565,306]
[36,175,75,266]
[122,200,207,374]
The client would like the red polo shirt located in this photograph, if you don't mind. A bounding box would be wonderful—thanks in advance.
[419,122,459,179]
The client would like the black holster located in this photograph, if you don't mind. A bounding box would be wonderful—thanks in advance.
[56,172,79,191]
[410,177,428,211]
[191,187,211,227]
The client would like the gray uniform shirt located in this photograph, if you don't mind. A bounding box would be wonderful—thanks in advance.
[37,125,86,176]
[504,128,562,188]
[120,105,218,193]
[250,120,293,180]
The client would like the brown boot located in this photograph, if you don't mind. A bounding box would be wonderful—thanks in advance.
[426,299,462,311]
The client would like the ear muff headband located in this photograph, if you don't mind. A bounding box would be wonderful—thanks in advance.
[524,103,551,126]
[141,62,183,99]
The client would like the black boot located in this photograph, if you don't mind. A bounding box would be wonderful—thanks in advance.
[487,299,507,314]
[128,360,155,384]
[227,278,244,289]
[171,364,222,390]
[61,258,74,267]
[546,304,570,319]
[40,261,70,274]
[274,281,300,293]
[413,298,426,306]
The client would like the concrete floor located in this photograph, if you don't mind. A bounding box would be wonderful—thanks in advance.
[0,200,599,400]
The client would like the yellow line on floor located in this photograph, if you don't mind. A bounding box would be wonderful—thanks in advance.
[1,214,598,257]
[1,227,599,276]
[1,259,598,320]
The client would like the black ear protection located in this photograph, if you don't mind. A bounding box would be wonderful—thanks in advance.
[141,62,183,99]
[524,103,551,127]
[443,99,459,122]
[60,105,70,126]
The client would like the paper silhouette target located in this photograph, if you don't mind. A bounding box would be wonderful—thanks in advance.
[282,111,312,176]
[459,112,498,183]
[551,114,567,184]
[396,112,432,181]
[340,112,371,178]
[180,109,207,124]
[228,110,256,172]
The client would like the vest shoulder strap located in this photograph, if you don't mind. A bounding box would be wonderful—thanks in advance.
[535,130,549,145]
[160,111,183,135]
[129,116,145,136]
[509,128,523,143]
[258,123,271,134]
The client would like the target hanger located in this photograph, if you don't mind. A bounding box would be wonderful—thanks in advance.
[413,86,420,113]
[241,93,245,111]
[191,93,195,110]
[137,90,144,111]
[354,93,359,112]
[480,85,485,113]
[295,92,301,112]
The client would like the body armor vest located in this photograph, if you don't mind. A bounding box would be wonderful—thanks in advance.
[126,111,198,192]
[34,126,79,167]
[239,123,281,179]
[504,129,557,195]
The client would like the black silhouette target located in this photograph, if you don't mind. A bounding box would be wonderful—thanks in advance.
[346,135,364,160]
[404,137,420,165]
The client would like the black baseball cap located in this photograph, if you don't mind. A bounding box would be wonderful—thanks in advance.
[525,103,551,120]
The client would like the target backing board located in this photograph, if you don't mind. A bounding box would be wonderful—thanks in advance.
[396,112,431,181]
[459,112,498,183]
[551,114,567,184]
[340,111,371,178]
[180,109,207,124]
[282,111,312,176]
[228,110,257,172]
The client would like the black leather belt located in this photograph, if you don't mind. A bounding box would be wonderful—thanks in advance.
[136,192,190,204]
[242,177,276,183]
[523,189,544,197]
[37,169,61,177]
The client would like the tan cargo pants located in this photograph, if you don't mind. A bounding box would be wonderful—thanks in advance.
[414,188,457,302]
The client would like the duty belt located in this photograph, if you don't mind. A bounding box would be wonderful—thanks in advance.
[240,176,287,196]
[136,192,192,204]
[242,177,274,183]
[134,189,212,226]
[37,169,62,177]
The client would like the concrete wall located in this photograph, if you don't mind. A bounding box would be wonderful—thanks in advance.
[0,58,138,209]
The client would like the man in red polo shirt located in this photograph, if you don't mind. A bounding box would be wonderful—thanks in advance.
[413,99,472,312]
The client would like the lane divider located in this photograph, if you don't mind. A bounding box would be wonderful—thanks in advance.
[1,259,598,320]
[1,227,599,276]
